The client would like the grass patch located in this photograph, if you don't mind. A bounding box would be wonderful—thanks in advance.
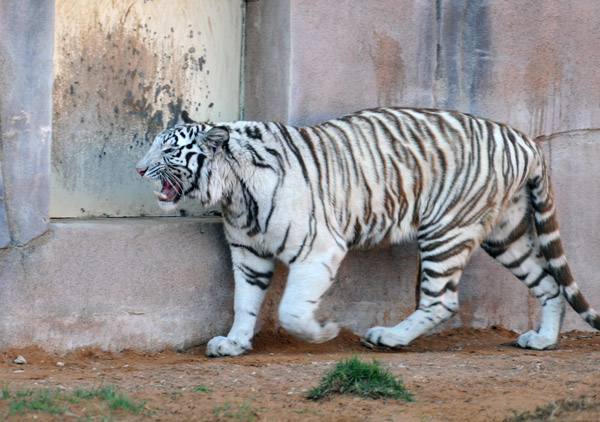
[192,383,214,393]
[0,384,147,418]
[306,355,413,401]
[1,385,10,400]
[213,400,262,421]
[6,388,65,415]
[504,396,600,422]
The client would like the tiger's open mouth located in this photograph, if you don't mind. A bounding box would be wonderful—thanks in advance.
[154,179,180,203]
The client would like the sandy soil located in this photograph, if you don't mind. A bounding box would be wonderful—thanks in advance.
[1,327,599,421]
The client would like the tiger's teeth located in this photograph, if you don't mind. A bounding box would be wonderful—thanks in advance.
[154,190,168,200]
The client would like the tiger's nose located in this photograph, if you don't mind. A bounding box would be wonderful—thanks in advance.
[136,168,146,177]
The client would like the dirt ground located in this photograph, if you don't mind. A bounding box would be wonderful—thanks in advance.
[1,326,600,422]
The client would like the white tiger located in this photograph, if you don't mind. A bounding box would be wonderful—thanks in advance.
[136,107,600,357]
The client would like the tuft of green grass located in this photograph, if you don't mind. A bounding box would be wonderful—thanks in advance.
[0,384,146,417]
[192,383,214,393]
[306,355,413,401]
[213,399,261,421]
[6,388,65,415]
[1,385,11,400]
[97,386,146,412]
[504,396,600,422]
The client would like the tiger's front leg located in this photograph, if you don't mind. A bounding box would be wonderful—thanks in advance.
[205,248,274,357]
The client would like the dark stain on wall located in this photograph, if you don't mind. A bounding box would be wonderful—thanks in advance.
[166,98,185,129]
[370,32,405,107]
[433,0,492,112]
[524,42,563,135]
[51,8,215,216]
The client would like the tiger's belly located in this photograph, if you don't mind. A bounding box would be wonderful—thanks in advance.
[341,210,417,250]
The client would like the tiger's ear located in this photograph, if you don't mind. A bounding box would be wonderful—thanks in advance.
[205,126,229,149]
[181,110,197,124]
[176,110,197,125]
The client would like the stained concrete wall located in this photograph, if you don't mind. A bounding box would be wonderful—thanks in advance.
[246,0,600,137]
[1,1,600,352]
[0,0,54,248]
[50,0,244,218]
[243,0,290,123]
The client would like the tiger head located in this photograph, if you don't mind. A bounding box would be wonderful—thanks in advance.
[136,119,230,211]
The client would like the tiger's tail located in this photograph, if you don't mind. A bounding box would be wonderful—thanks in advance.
[529,151,600,330]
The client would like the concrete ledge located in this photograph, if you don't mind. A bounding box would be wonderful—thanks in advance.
[0,218,234,351]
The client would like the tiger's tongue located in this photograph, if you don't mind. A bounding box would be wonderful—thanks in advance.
[160,181,177,202]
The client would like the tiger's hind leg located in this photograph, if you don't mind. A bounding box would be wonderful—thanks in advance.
[365,228,480,348]
[482,189,565,350]
[277,246,346,343]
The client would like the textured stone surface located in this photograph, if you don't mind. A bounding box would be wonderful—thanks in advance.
[287,0,434,126]
[0,0,54,246]
[0,218,528,351]
[0,219,234,351]
[243,0,291,123]
[50,0,243,218]
[0,170,9,248]
[246,0,600,137]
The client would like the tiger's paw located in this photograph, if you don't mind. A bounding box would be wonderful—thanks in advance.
[279,311,340,344]
[287,319,340,344]
[515,330,557,350]
[312,319,341,343]
[205,336,250,357]
[364,326,409,348]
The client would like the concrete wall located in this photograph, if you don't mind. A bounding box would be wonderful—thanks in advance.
[243,0,290,123]
[50,0,244,218]
[0,0,54,248]
[246,0,600,137]
[1,0,599,352]
[0,219,233,351]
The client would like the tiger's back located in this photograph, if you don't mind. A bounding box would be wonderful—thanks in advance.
[289,108,539,250]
